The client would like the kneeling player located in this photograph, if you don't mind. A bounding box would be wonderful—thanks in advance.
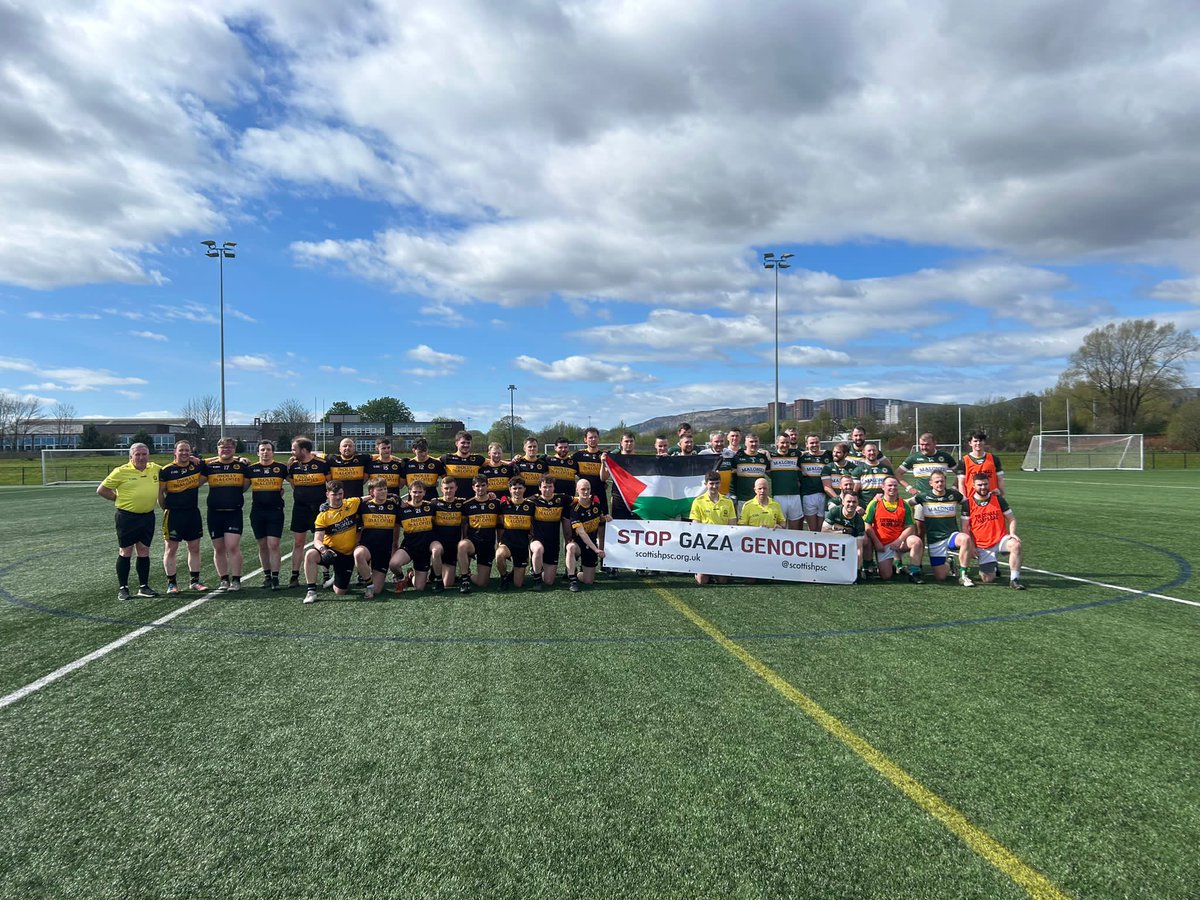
[357,477,400,600]
[529,475,567,591]
[823,489,868,583]
[392,480,435,592]
[566,479,610,592]
[303,482,369,604]
[429,475,465,593]
[863,476,924,583]
[959,472,1026,589]
[458,475,501,593]
[913,470,973,586]
[495,477,534,590]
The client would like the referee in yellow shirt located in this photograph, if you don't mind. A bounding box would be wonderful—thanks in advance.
[97,443,163,600]
[738,477,787,529]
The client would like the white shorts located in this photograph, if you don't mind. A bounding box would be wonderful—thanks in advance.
[876,545,897,563]
[777,494,804,520]
[976,535,1015,566]
[929,533,965,565]
[801,493,826,517]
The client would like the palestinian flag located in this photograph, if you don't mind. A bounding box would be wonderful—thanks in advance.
[605,454,715,520]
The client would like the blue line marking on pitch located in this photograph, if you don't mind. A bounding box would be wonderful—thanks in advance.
[0,531,1190,647]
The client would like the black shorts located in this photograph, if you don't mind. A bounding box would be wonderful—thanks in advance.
[360,535,394,573]
[500,532,530,568]
[207,508,243,540]
[432,527,462,553]
[250,507,285,540]
[572,536,599,569]
[400,536,433,572]
[466,535,496,568]
[117,509,156,549]
[531,528,561,566]
[330,552,355,590]
[162,507,202,543]
[290,501,322,535]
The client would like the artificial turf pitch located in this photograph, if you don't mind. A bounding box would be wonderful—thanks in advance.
[1,471,1198,898]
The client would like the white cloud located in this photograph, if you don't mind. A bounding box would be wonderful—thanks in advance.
[515,354,655,384]
[408,345,465,368]
[16,365,148,392]
[776,346,853,367]
[131,330,168,341]
[26,311,101,321]
[227,355,274,371]
[319,365,359,375]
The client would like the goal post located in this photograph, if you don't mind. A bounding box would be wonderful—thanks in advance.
[1020,434,1143,471]
[41,448,129,485]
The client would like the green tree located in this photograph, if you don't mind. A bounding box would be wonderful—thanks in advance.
[1062,319,1200,432]
[357,397,414,423]
[326,400,356,417]
[486,415,532,454]
[809,410,834,440]
[79,423,110,449]
[534,421,585,445]
[130,429,154,449]
[1167,398,1200,451]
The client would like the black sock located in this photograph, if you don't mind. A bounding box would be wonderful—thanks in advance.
[190,571,201,583]
[135,556,150,586]
[116,555,131,587]
[167,575,178,586]
[231,575,240,584]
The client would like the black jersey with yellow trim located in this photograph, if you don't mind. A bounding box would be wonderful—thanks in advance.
[570,496,603,537]
[480,461,514,499]
[572,450,605,493]
[546,454,579,497]
[462,497,501,543]
[514,455,549,492]
[366,457,404,494]
[288,457,331,506]
[431,496,466,530]
[530,494,568,532]
[499,497,535,534]
[247,461,288,509]
[159,461,204,510]
[202,458,249,509]
[327,453,372,497]
[439,453,486,495]
[399,501,434,539]
[402,456,446,490]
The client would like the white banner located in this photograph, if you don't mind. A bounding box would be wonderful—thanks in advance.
[603,520,857,584]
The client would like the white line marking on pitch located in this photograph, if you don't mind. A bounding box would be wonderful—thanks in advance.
[0,553,294,711]
[1019,566,1200,608]
[1035,480,1200,490]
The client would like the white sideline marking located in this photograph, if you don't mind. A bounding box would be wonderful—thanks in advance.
[1019,566,1200,608]
[1038,480,1200,490]
[0,552,296,711]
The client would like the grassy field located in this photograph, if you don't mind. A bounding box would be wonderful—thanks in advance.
[1,470,1198,898]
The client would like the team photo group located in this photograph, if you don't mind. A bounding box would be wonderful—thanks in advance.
[96,422,1028,602]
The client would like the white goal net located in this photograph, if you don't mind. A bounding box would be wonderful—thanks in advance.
[41,448,130,485]
[1021,434,1143,471]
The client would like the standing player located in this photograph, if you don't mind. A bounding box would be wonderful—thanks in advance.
[689,470,736,585]
[202,437,250,591]
[158,440,207,595]
[247,440,288,590]
[286,437,331,589]
[302,481,369,605]
[441,430,485,497]
[822,442,856,503]
[97,443,162,600]
[898,433,957,497]
[723,428,742,459]
[357,477,400,600]
[731,435,770,514]
[513,436,550,498]
[864,476,924,583]
[401,438,445,494]
[767,432,802,529]
[458,475,501,593]
[495,477,535,590]
[798,434,831,532]
[913,470,972,586]
[393,480,435,593]
[956,431,1005,497]
[429,475,466,593]
[366,437,404,499]
[699,431,727,455]
[653,436,670,456]
[529,475,568,591]
[327,436,372,499]
[852,444,894,507]
[565,479,610,593]
[960,472,1026,589]
[573,427,607,514]
[823,489,868,583]
[480,442,515,501]
[845,426,889,467]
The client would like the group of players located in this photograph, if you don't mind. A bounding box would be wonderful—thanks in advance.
[96,423,1025,602]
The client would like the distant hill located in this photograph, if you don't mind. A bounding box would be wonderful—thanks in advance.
[628,407,765,435]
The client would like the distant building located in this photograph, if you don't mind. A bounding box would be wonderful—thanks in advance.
[3,418,201,453]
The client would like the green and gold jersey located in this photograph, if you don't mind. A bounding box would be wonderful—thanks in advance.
[798,452,827,495]
[732,450,770,501]
[899,451,957,493]
[851,462,895,505]
[823,506,865,538]
[914,488,964,545]
[767,449,800,495]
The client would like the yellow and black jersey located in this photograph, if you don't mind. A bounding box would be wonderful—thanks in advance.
[480,461,514,499]
[440,453,485,496]
[314,497,361,555]
[247,461,288,509]
[514,456,549,493]
[546,455,579,497]
[366,457,404,495]
[327,453,372,497]
[360,498,400,536]
[530,494,568,534]
[159,461,204,510]
[399,501,434,539]
[202,458,249,510]
[462,497,501,542]
[401,456,446,490]
[431,497,466,531]
[570,496,603,537]
[289,458,331,506]
[572,450,604,493]
[500,498,534,534]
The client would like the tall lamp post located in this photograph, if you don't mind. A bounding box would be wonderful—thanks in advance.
[201,240,237,439]
[762,251,793,439]
[507,384,517,455]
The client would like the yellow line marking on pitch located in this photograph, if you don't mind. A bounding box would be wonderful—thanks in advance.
[653,585,1070,900]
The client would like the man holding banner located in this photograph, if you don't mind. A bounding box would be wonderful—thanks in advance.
[688,471,736,585]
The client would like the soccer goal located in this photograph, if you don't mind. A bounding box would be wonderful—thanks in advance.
[41,448,129,485]
[1020,434,1143,471]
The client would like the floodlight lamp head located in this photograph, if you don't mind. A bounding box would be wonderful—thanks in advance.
[763,252,775,260]
[224,242,237,248]
[201,240,216,248]
[205,250,219,258]
[781,253,794,260]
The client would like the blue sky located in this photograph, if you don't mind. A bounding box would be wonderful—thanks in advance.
[3,0,1200,431]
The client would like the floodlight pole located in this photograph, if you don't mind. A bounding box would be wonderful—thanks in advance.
[202,240,237,439]
[508,384,517,455]
[763,251,794,438]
